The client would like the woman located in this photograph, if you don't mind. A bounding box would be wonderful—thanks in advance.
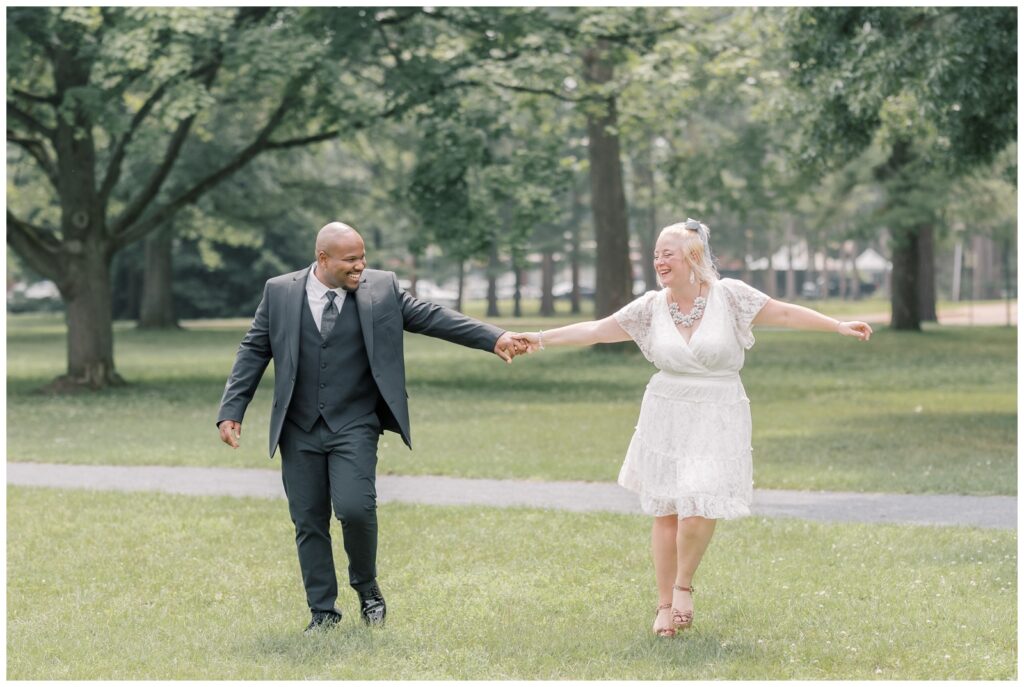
[515,219,872,638]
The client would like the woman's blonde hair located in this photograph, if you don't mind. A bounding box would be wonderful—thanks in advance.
[658,218,719,284]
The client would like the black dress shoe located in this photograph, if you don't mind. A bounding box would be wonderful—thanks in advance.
[304,607,342,633]
[358,583,386,626]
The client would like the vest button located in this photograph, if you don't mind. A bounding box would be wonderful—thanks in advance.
[321,342,327,349]
[319,383,325,389]
[319,402,325,409]
[321,363,326,369]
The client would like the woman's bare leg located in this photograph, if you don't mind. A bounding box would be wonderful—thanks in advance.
[651,515,678,634]
[673,516,717,622]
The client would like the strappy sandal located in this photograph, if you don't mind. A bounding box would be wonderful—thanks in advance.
[672,584,695,629]
[653,602,676,637]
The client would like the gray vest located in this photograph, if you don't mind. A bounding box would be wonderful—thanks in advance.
[285,293,380,432]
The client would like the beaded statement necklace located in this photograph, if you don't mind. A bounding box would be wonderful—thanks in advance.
[668,288,706,328]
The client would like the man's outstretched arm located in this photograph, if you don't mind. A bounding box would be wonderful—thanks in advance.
[394,274,525,361]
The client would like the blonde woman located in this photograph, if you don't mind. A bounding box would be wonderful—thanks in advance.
[516,218,872,638]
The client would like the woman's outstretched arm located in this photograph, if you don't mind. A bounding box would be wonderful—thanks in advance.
[753,299,873,341]
[516,315,632,350]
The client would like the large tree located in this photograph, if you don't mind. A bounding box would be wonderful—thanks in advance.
[5,6,518,388]
[6,8,346,387]
[783,6,1016,330]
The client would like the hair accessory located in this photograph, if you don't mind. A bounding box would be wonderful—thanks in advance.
[683,217,715,274]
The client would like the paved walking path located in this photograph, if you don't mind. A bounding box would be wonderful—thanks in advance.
[7,462,1016,530]
[857,301,1016,326]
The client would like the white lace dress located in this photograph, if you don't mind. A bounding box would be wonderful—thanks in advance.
[613,278,770,519]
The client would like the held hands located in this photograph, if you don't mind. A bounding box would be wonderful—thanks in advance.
[493,331,525,363]
[837,321,873,342]
[218,420,242,448]
[513,332,542,353]
[493,331,542,363]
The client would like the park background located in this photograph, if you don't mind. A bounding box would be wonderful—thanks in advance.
[5,5,1017,680]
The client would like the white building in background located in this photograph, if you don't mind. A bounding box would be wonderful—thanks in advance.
[744,241,892,276]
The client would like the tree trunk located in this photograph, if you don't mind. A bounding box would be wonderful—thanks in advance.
[48,45,125,389]
[631,144,659,291]
[917,223,937,322]
[971,234,992,300]
[1002,233,1013,327]
[540,248,555,316]
[850,241,863,301]
[455,259,465,313]
[951,238,964,302]
[765,237,777,298]
[742,229,753,286]
[409,253,419,298]
[878,139,921,330]
[486,243,500,317]
[57,245,125,390]
[818,246,829,300]
[138,222,180,329]
[513,263,523,318]
[890,227,922,331]
[569,178,584,315]
[583,42,633,319]
[839,244,850,300]
[785,226,797,300]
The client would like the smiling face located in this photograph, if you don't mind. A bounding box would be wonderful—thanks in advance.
[316,228,366,291]
[653,233,691,288]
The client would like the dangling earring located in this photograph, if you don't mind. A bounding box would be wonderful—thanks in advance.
[689,270,696,285]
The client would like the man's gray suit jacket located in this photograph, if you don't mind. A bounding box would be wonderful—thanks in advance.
[217,267,504,457]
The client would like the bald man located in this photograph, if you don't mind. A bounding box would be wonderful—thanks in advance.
[217,222,522,633]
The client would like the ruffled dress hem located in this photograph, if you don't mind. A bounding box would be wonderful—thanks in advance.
[618,472,752,519]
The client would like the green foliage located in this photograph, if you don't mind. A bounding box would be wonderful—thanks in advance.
[784,7,1017,174]
[7,6,1016,332]
[409,86,572,264]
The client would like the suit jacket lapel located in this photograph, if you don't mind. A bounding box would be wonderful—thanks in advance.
[355,276,374,360]
[286,267,309,368]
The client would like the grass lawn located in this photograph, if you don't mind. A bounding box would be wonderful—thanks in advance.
[6,312,1016,495]
[6,487,1016,680]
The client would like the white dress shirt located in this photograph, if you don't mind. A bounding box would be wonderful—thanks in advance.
[305,263,347,333]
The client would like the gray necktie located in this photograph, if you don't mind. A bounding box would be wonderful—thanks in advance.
[321,291,338,339]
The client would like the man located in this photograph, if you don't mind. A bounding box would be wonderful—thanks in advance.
[217,222,523,633]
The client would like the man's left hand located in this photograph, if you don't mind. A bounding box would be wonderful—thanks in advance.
[494,331,528,363]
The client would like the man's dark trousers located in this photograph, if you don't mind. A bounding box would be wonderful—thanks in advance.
[279,412,381,611]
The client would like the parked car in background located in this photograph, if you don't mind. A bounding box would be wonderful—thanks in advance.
[401,279,460,308]
[552,281,595,300]
[7,280,63,313]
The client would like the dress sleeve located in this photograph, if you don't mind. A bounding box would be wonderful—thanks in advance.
[612,290,658,361]
[719,278,770,350]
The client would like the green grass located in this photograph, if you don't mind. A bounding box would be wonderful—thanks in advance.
[6,486,1015,680]
[6,312,1017,495]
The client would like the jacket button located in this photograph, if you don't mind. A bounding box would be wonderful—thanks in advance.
[321,363,327,369]
[319,383,325,389]
[318,402,325,409]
